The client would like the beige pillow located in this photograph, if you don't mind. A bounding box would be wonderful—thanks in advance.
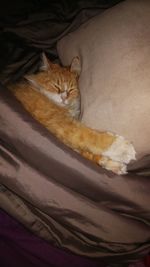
[57,0,150,159]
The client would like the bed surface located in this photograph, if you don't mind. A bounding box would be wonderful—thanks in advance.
[0,0,150,264]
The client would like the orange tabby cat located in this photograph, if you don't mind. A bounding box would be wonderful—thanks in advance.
[8,53,136,174]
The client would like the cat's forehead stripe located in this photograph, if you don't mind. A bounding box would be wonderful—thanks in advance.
[64,83,68,91]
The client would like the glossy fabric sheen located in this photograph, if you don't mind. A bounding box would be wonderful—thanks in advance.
[0,209,103,267]
[0,85,150,262]
[0,0,150,263]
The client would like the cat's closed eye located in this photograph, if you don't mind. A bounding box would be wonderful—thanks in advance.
[69,88,75,93]
[51,82,61,93]
[55,86,61,93]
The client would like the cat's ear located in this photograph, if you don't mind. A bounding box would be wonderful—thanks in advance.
[24,74,40,89]
[39,52,51,71]
[70,57,81,76]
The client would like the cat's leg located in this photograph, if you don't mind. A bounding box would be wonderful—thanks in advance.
[80,151,102,163]
[10,86,135,175]
[80,132,136,175]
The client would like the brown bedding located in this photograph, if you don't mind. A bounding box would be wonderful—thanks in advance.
[0,82,150,262]
[0,0,150,263]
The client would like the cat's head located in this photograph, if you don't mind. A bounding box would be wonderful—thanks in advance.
[24,53,81,117]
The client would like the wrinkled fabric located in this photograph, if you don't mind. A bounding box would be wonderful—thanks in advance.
[129,254,150,267]
[0,0,150,264]
[0,208,103,267]
[0,0,122,83]
[0,85,150,262]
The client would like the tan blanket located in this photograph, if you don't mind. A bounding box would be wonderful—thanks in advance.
[0,86,150,262]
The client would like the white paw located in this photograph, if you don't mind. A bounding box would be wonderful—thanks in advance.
[100,157,127,175]
[102,135,136,164]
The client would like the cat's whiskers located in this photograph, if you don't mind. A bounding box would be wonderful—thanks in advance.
[26,81,64,106]
[43,90,65,106]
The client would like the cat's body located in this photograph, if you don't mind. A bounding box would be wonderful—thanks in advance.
[8,53,136,174]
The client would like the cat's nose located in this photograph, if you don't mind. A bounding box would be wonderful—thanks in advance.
[61,92,67,101]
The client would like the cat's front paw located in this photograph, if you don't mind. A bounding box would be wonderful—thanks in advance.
[102,135,136,163]
[101,135,136,174]
[99,156,127,175]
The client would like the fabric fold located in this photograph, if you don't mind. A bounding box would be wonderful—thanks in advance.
[0,85,150,262]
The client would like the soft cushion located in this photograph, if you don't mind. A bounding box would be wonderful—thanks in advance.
[57,0,150,159]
